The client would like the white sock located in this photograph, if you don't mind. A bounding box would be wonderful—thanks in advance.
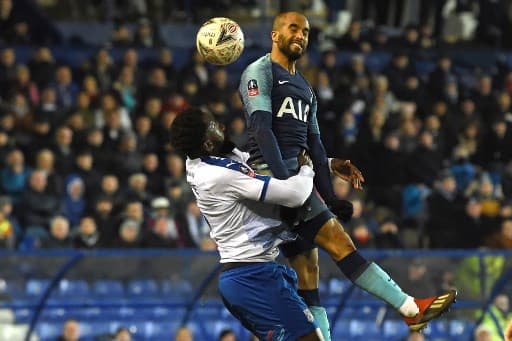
[399,296,419,317]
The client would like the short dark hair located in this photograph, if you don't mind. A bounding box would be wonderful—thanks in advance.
[170,107,207,158]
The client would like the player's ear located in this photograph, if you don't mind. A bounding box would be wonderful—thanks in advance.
[271,30,279,43]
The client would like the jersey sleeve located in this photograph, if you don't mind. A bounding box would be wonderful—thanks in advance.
[308,90,320,135]
[239,55,273,116]
[217,165,314,207]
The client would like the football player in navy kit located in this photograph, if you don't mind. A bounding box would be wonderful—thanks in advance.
[239,11,456,338]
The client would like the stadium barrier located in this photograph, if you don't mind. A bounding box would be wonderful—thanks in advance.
[0,249,510,341]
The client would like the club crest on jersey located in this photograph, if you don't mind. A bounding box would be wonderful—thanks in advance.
[240,165,255,177]
[247,79,259,96]
[303,309,314,322]
[276,97,310,122]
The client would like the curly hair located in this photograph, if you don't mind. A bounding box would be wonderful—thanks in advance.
[169,107,207,158]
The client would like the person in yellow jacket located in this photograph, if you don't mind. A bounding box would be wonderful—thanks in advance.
[480,294,512,341]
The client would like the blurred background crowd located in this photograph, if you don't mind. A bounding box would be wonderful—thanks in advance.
[0,0,511,254]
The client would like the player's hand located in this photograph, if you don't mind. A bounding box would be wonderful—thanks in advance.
[298,150,313,168]
[330,159,364,190]
[327,198,354,223]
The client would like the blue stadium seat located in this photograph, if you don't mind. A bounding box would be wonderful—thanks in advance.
[450,320,475,338]
[40,308,68,321]
[149,321,181,340]
[14,308,32,323]
[328,278,350,295]
[383,320,408,339]
[93,280,124,297]
[127,279,159,297]
[35,322,61,340]
[331,320,351,339]
[26,279,50,296]
[1,279,24,297]
[57,279,89,297]
[349,319,380,337]
[161,279,193,297]
[424,320,450,338]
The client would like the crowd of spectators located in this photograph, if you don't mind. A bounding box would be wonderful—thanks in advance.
[0,0,511,252]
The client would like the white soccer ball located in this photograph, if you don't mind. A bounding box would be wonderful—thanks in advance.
[196,17,245,65]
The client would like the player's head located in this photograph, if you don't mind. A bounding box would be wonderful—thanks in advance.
[271,12,309,61]
[170,107,225,159]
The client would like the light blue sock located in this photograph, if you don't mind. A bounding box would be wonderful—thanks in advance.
[354,262,408,309]
[309,306,331,341]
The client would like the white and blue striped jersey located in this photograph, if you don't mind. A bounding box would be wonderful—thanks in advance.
[186,148,314,263]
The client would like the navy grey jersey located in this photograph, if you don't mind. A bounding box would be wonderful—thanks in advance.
[239,54,320,162]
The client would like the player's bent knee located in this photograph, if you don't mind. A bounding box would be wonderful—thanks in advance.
[314,218,356,261]
[298,329,323,341]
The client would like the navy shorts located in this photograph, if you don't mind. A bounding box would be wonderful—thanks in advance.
[218,262,318,340]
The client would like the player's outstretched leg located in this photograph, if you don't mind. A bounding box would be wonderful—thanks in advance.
[287,248,331,341]
[312,218,456,331]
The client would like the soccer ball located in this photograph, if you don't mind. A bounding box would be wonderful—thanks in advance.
[196,17,244,65]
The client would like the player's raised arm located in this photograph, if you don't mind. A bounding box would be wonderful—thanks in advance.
[307,92,354,222]
[239,58,290,179]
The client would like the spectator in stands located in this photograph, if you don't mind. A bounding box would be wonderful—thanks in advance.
[405,130,444,187]
[156,47,177,84]
[145,196,194,248]
[0,201,14,249]
[0,195,20,243]
[95,91,132,133]
[73,216,100,249]
[28,47,55,89]
[474,324,492,340]
[125,173,151,207]
[336,20,371,52]
[110,23,133,47]
[111,131,142,181]
[81,75,100,109]
[57,319,80,341]
[0,148,30,204]
[35,87,64,131]
[34,148,63,196]
[92,195,117,246]
[71,149,101,200]
[227,115,248,150]
[179,49,209,89]
[133,17,162,48]
[218,328,237,341]
[12,65,39,106]
[182,199,210,248]
[21,170,61,232]
[485,218,512,249]
[197,67,232,106]
[113,327,132,341]
[428,56,456,101]
[61,175,86,228]
[426,169,465,248]
[74,91,95,129]
[52,125,75,175]
[141,152,164,196]
[113,66,137,113]
[89,49,115,92]
[397,259,436,299]
[174,326,193,341]
[0,48,16,92]
[111,219,141,248]
[84,128,109,172]
[479,294,512,340]
[95,174,123,214]
[52,65,79,109]
[122,200,147,230]
[41,216,72,248]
